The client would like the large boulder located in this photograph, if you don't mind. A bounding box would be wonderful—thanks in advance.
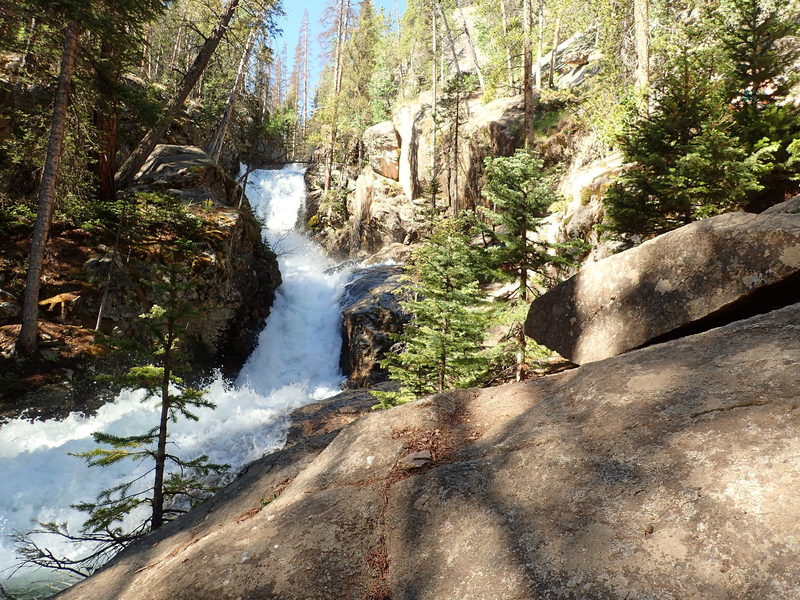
[525,211,800,364]
[762,194,800,215]
[339,265,409,387]
[363,121,401,181]
[54,303,800,599]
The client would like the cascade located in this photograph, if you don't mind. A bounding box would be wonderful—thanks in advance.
[0,164,350,595]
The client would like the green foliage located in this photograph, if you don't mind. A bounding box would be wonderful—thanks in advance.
[0,195,36,234]
[74,262,226,536]
[317,184,351,227]
[373,217,489,408]
[603,47,770,237]
[481,302,552,383]
[481,150,582,380]
[13,209,225,577]
[714,0,800,203]
[482,149,581,296]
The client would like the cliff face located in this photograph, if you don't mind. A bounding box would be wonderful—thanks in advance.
[307,27,611,264]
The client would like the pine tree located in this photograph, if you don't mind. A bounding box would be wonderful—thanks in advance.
[373,217,489,408]
[13,195,227,576]
[715,0,800,205]
[482,149,579,380]
[603,46,770,237]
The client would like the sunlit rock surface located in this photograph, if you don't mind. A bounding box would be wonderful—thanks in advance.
[55,303,800,600]
[526,211,800,364]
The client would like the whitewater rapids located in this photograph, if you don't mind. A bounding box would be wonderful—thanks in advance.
[0,164,350,594]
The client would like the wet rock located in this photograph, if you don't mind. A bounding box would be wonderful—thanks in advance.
[339,265,409,387]
[526,211,800,364]
[286,383,395,446]
[363,242,415,266]
[55,303,800,600]
[21,382,75,418]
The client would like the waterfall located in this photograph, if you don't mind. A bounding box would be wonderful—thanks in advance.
[0,164,350,595]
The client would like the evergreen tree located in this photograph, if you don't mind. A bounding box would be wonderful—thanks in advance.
[482,149,579,380]
[13,195,227,577]
[373,217,488,408]
[603,46,770,237]
[483,149,576,300]
[715,0,800,205]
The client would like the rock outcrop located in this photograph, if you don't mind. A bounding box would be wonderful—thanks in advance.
[363,121,401,181]
[393,92,435,202]
[525,211,800,364]
[285,383,395,446]
[350,168,419,257]
[93,144,282,374]
[0,145,280,412]
[392,93,524,211]
[339,265,409,387]
[55,302,800,600]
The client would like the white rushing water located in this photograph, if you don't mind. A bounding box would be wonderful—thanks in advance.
[0,164,350,593]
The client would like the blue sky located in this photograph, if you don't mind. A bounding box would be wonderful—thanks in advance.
[273,0,406,93]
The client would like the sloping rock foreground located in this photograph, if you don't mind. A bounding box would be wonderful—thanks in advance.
[526,211,800,364]
[57,304,800,599]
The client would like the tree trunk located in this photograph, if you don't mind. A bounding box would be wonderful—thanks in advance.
[452,92,460,216]
[522,0,535,149]
[499,0,515,92]
[431,1,438,210]
[634,0,650,97]
[94,42,121,202]
[301,14,309,147]
[16,22,79,357]
[548,11,562,88]
[94,111,118,201]
[456,4,485,93]
[207,25,257,163]
[535,0,545,90]
[325,0,349,193]
[20,17,39,74]
[151,316,175,531]
[515,323,527,382]
[168,9,187,79]
[516,225,529,382]
[435,1,462,85]
[115,0,241,189]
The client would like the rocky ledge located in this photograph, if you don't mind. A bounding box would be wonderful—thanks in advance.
[339,265,409,387]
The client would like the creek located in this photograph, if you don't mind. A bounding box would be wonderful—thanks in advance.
[0,164,351,596]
